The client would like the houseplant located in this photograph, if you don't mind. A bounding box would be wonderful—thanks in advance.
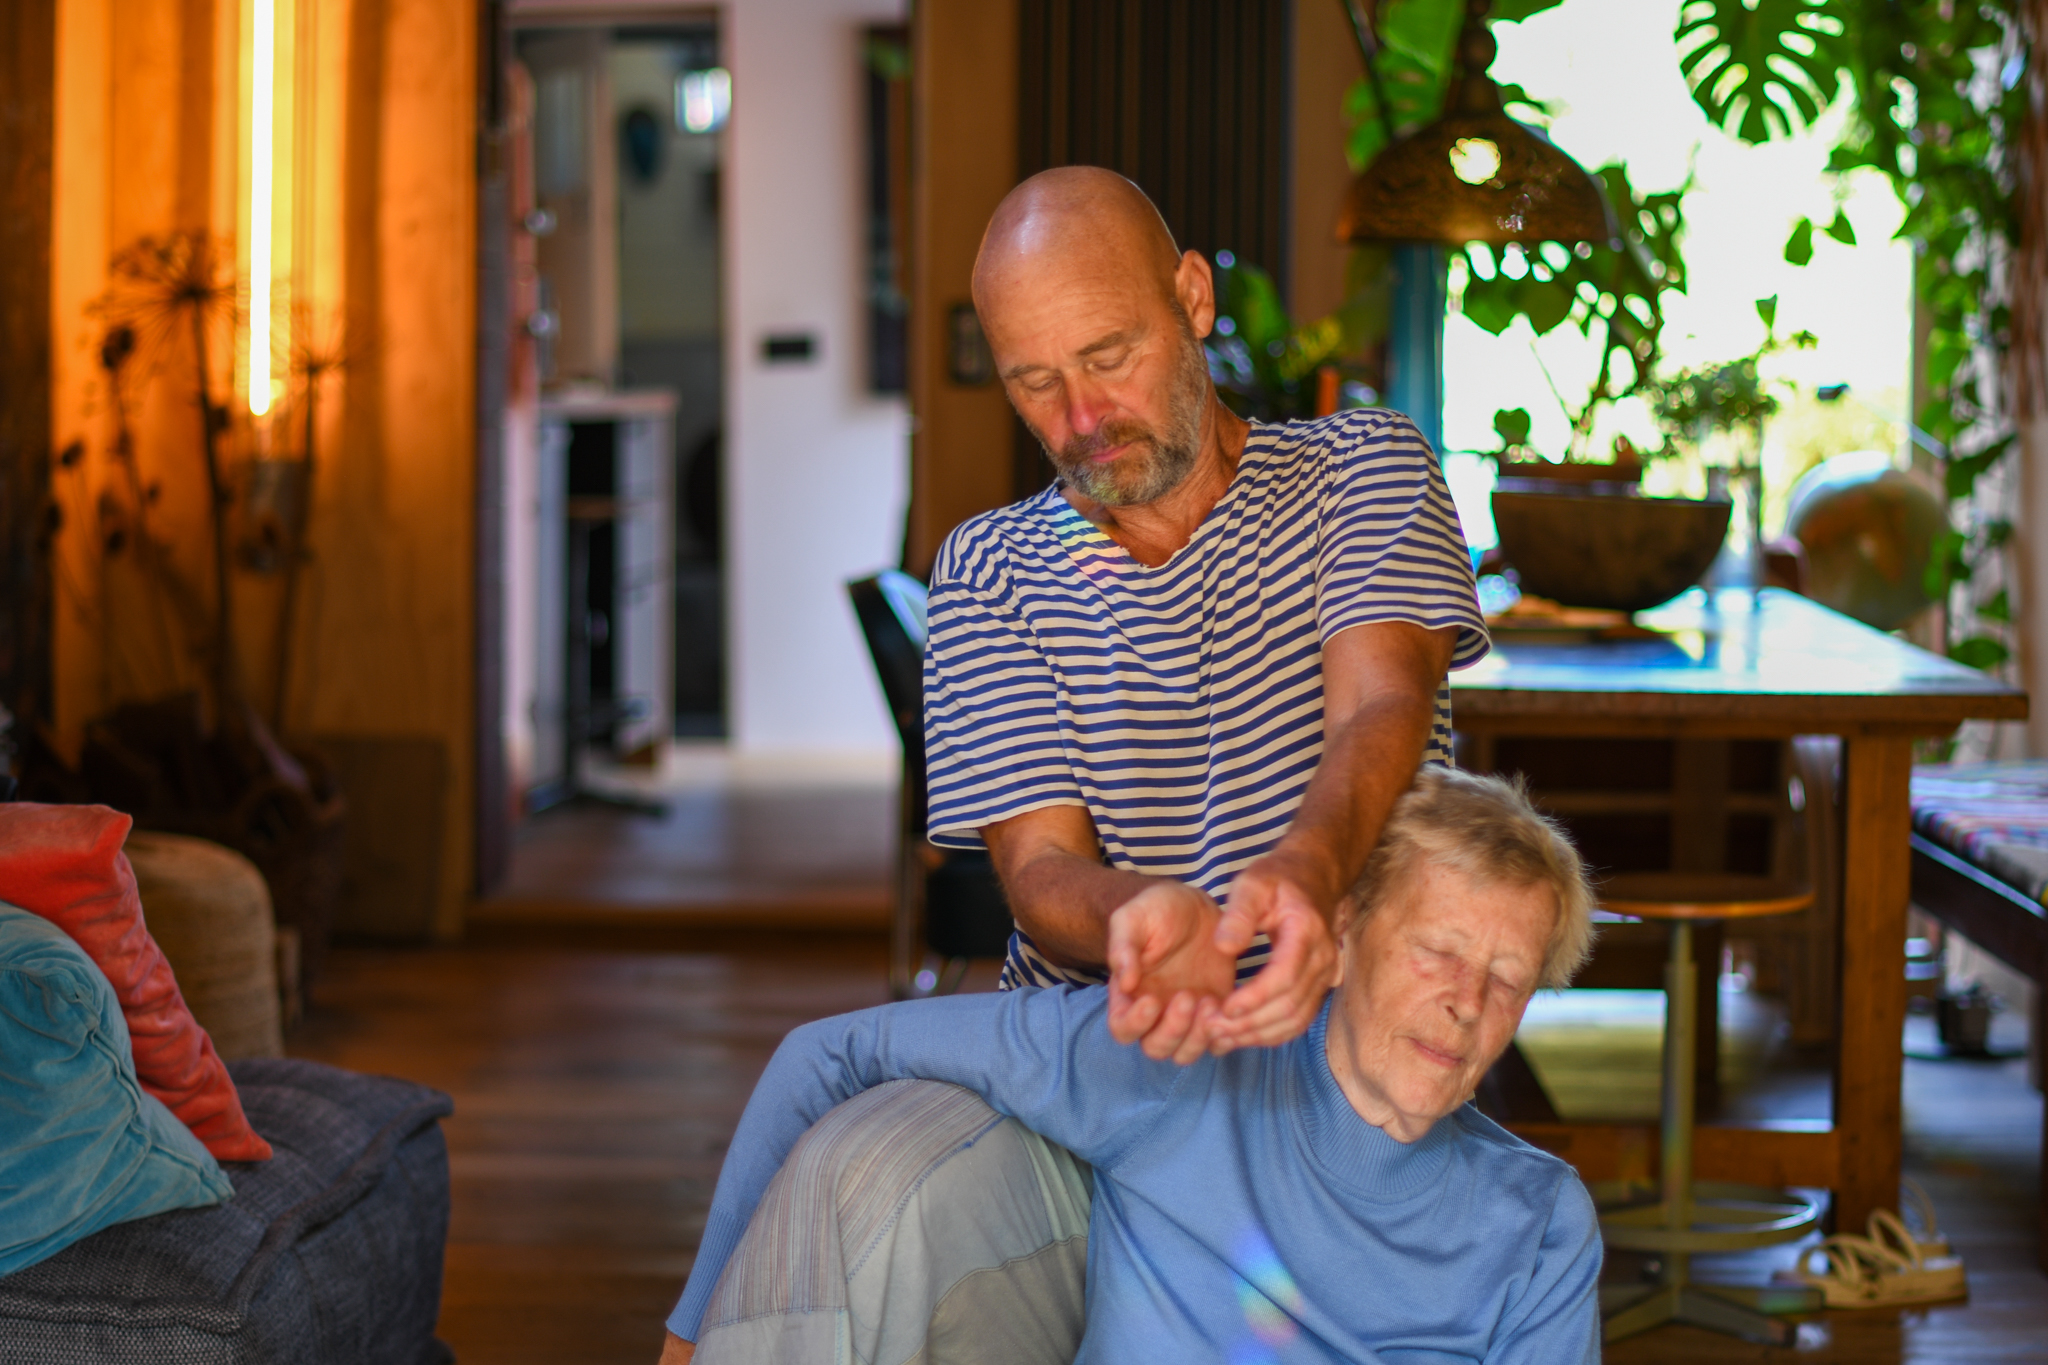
[33,230,346,980]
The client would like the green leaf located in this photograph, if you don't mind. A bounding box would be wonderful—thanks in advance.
[1494,407,1533,446]
[1948,636,2011,671]
[1978,589,2012,624]
[1520,277,1578,335]
[1216,258,1290,354]
[1495,81,1559,121]
[1784,218,1815,266]
[1458,271,1524,336]
[1675,0,1849,144]
[1379,0,1463,69]
[1824,208,1857,245]
[1925,529,1972,598]
[1944,433,2014,500]
[1491,0,1569,21]
[1755,295,1779,331]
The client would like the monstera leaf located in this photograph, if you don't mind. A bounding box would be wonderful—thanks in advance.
[1676,0,1850,143]
[1491,0,1569,19]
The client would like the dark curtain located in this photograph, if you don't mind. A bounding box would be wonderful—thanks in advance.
[1013,0,1293,498]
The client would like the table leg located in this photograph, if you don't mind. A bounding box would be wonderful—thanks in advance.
[1834,734,1913,1233]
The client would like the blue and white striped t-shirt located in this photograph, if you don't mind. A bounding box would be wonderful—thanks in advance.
[922,408,1489,988]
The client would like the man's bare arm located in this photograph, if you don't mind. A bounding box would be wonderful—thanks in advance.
[660,1331,693,1362]
[1208,620,1457,1049]
[980,803,1159,970]
[981,805,1238,1059]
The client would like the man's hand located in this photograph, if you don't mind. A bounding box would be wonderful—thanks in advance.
[1204,853,1343,1054]
[1105,882,1238,1063]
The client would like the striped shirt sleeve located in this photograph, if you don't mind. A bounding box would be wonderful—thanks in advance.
[922,529,1086,848]
[1314,411,1490,669]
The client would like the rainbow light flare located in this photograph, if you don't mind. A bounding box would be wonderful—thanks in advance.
[1230,1229,1305,1356]
[248,0,275,416]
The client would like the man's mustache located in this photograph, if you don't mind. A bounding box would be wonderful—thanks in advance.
[1060,421,1158,466]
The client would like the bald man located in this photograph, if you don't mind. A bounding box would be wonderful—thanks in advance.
[661,169,1487,1364]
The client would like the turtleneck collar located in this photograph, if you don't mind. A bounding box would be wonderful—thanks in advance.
[1294,997,1457,1202]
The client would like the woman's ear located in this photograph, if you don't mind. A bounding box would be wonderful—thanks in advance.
[1328,894,1360,988]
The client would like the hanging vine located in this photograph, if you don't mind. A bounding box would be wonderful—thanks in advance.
[1677,0,2038,670]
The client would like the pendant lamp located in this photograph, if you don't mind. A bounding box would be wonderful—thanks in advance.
[1338,0,1613,246]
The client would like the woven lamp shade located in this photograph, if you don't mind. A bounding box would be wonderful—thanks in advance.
[1339,3,1612,247]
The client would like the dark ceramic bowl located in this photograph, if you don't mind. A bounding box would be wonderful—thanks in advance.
[1491,479,1731,613]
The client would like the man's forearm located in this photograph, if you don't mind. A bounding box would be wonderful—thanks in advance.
[1001,846,1165,969]
[1263,685,1437,920]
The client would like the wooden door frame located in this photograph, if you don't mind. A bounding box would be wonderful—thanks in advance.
[475,0,513,893]
[0,0,56,757]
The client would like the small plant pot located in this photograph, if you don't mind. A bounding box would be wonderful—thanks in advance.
[1936,992,1995,1055]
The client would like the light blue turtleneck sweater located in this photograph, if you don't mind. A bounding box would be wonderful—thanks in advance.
[671,987,1600,1363]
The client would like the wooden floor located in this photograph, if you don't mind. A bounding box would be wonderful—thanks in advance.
[290,930,2045,1364]
[475,783,895,931]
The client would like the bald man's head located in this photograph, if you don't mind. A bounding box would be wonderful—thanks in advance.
[969,169,1220,506]
[971,167,1182,316]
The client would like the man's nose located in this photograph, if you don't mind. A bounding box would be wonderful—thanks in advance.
[1063,375,1115,436]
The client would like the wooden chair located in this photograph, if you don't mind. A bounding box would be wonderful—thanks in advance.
[1592,873,1826,1346]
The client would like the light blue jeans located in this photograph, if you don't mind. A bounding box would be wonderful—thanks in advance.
[692,1079,1093,1365]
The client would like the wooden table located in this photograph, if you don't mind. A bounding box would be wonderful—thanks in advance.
[1452,588,2027,1232]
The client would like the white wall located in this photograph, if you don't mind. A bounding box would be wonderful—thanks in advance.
[725,0,909,761]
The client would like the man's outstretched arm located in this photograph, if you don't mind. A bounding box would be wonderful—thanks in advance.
[1206,619,1456,1051]
[982,806,1237,1061]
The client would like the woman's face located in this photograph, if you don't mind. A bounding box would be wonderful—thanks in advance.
[1325,860,1556,1143]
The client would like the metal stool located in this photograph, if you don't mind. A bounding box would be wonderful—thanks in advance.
[1592,874,1826,1346]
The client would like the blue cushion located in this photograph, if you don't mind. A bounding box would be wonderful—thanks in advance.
[0,900,232,1276]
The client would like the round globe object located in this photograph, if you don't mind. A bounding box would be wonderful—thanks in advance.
[1783,451,1945,631]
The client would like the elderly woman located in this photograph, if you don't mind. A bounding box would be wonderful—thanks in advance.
[666,767,1600,1364]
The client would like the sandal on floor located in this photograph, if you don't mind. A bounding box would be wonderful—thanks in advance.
[1898,1177,1951,1259]
[1772,1206,1967,1309]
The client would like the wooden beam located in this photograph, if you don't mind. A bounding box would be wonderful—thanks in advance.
[474,0,511,894]
[1509,1121,1839,1190]
[905,0,1020,576]
[1834,734,1914,1233]
[1909,834,2048,983]
[0,0,55,740]
[1288,0,1359,324]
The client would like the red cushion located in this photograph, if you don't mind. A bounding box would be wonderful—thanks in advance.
[0,803,273,1161]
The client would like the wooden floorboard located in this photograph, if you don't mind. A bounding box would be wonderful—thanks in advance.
[477,786,895,930]
[290,936,890,1365]
[289,936,2044,1364]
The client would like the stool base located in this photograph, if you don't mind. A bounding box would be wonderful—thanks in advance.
[1601,1282,1814,1345]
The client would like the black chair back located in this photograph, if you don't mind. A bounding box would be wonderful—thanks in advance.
[846,570,927,760]
[846,570,1014,967]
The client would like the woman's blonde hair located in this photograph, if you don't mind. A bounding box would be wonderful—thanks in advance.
[1348,765,1595,990]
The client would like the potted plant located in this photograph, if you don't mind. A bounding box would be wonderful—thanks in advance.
[1641,299,1816,589]
[29,231,348,982]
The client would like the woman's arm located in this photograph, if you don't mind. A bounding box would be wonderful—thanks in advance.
[663,989,1184,1344]
[1486,1176,1603,1364]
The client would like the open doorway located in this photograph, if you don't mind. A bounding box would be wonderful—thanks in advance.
[508,13,727,815]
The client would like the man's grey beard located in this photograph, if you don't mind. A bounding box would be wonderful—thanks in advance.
[1039,325,1212,507]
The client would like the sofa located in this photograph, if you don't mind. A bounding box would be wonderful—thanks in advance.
[0,803,455,1363]
[0,1058,454,1364]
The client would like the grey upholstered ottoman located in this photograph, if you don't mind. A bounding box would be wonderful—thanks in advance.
[0,1058,454,1364]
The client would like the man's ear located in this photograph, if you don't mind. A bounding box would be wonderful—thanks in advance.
[1175,249,1216,339]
